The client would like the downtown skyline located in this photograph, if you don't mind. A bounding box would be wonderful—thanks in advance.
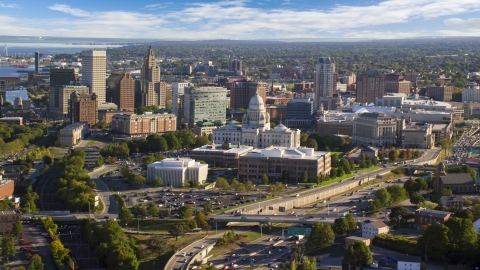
[0,0,479,40]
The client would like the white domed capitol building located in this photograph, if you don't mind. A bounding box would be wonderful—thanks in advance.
[213,92,301,148]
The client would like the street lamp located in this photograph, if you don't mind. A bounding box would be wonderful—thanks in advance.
[27,202,30,215]
[398,215,402,230]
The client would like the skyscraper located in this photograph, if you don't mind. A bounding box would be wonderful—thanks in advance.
[136,46,165,108]
[34,52,40,73]
[81,50,106,105]
[172,82,190,126]
[0,80,5,103]
[106,72,135,112]
[49,68,80,118]
[315,57,336,111]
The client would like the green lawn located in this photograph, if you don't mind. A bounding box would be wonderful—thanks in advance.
[125,219,188,231]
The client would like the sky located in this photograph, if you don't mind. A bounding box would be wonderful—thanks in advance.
[0,0,480,40]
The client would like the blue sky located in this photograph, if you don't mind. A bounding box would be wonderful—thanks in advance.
[0,0,479,39]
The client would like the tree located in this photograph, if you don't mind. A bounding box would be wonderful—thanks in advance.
[388,149,398,162]
[245,180,255,192]
[333,218,350,235]
[96,155,104,167]
[344,241,373,266]
[261,174,269,185]
[169,224,187,241]
[306,222,335,251]
[417,224,450,264]
[455,209,473,220]
[431,188,453,203]
[1,236,15,261]
[50,239,70,261]
[302,256,317,270]
[306,138,318,150]
[164,133,181,150]
[178,206,193,219]
[345,213,357,231]
[132,175,146,186]
[118,207,133,225]
[194,135,210,147]
[375,188,391,207]
[301,170,309,183]
[43,154,54,166]
[230,179,239,190]
[28,254,44,270]
[409,192,425,204]
[153,176,163,187]
[300,133,309,146]
[341,159,351,174]
[203,200,213,214]
[12,220,23,235]
[403,178,428,194]
[386,185,407,203]
[438,138,452,155]
[215,177,229,190]
[235,183,246,192]
[147,202,160,217]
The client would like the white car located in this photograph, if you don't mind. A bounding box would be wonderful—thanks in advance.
[295,194,300,197]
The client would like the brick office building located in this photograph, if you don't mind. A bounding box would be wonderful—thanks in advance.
[69,91,98,127]
[111,112,176,136]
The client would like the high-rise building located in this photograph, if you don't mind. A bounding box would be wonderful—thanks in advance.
[172,82,190,125]
[106,72,135,112]
[228,58,242,75]
[81,50,106,105]
[315,57,336,111]
[50,68,79,87]
[227,81,266,109]
[69,91,98,127]
[356,70,385,104]
[34,52,40,73]
[461,82,480,103]
[136,46,165,108]
[0,80,5,102]
[50,85,89,118]
[183,87,227,127]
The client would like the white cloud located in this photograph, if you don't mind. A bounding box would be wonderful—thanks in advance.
[0,0,479,38]
[444,17,480,30]
[0,2,18,8]
[48,4,90,17]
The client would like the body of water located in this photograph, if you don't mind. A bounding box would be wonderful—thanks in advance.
[6,90,29,103]
[0,65,35,77]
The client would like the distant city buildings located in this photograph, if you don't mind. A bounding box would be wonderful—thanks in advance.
[147,158,208,187]
[461,82,480,103]
[111,112,176,136]
[183,86,227,128]
[50,85,89,118]
[315,57,336,111]
[106,71,135,112]
[356,70,385,104]
[172,82,190,126]
[59,122,89,147]
[213,92,301,148]
[81,50,106,105]
[285,97,314,127]
[69,91,98,127]
[426,84,454,101]
[191,142,254,168]
[136,46,165,108]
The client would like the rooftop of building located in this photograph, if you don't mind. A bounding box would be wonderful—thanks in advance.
[441,195,463,202]
[359,112,395,120]
[0,210,21,216]
[147,157,208,168]
[287,98,312,103]
[193,143,253,153]
[0,117,23,120]
[440,173,474,185]
[113,112,176,118]
[415,208,452,218]
[61,122,89,130]
[431,123,450,131]
[366,220,388,229]
[243,146,329,160]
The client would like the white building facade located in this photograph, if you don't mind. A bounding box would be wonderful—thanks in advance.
[462,82,480,103]
[397,261,421,270]
[213,92,301,149]
[362,221,390,239]
[81,50,106,105]
[59,122,89,147]
[146,158,208,187]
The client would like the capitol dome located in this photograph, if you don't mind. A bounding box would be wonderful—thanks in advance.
[249,92,264,110]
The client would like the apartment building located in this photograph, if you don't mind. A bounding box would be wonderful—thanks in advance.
[59,122,89,147]
[111,112,176,136]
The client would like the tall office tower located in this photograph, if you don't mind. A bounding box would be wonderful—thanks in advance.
[172,82,190,124]
[51,85,89,118]
[106,72,135,112]
[183,87,227,128]
[315,57,336,111]
[49,69,80,118]
[0,80,5,102]
[34,52,40,73]
[356,70,385,104]
[136,46,164,107]
[0,95,3,118]
[81,50,106,105]
[70,91,98,127]
[228,58,242,75]
[227,81,266,109]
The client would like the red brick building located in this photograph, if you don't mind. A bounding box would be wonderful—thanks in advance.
[111,112,176,136]
[69,92,98,127]
[414,208,452,229]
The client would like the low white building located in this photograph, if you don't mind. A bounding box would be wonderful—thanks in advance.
[397,258,421,270]
[362,221,389,239]
[147,158,208,187]
[59,122,89,147]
